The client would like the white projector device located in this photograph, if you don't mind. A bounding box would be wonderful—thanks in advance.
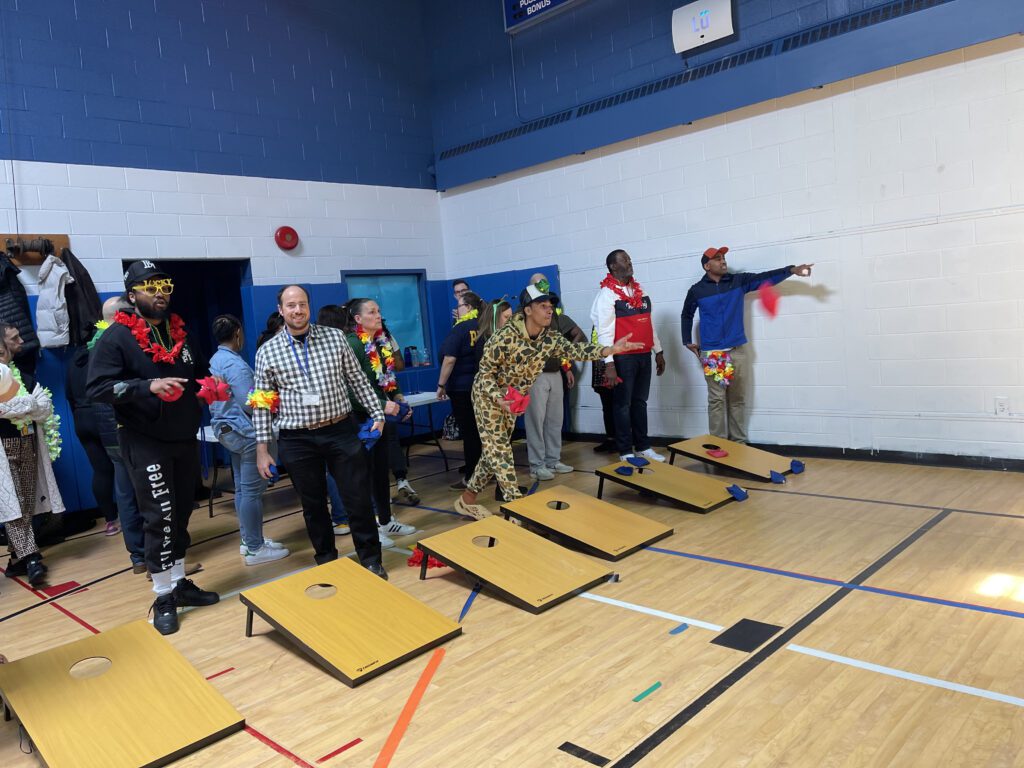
[672,0,735,54]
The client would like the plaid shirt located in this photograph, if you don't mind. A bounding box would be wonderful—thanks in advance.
[252,324,384,443]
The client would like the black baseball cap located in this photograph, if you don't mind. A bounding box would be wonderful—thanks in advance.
[124,260,170,289]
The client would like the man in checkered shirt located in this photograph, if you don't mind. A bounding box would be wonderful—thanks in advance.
[254,285,389,578]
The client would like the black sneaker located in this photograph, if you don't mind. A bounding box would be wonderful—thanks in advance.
[172,578,220,607]
[150,593,179,635]
[366,563,388,580]
[4,556,27,578]
[593,440,617,453]
[25,554,47,587]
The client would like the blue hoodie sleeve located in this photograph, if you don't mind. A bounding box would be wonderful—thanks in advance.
[736,266,794,293]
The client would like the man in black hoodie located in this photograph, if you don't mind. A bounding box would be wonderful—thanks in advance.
[87,261,218,635]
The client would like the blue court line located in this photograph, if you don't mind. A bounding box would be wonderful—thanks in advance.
[458,584,482,622]
[393,501,464,518]
[647,546,1024,622]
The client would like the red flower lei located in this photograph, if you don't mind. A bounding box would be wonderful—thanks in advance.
[599,273,645,309]
[114,311,187,364]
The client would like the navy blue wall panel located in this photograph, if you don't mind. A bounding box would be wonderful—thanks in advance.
[428,0,1024,189]
[0,0,435,188]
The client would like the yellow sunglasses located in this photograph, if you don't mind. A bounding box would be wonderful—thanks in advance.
[132,279,174,296]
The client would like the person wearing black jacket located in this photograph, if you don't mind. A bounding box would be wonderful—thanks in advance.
[86,260,218,635]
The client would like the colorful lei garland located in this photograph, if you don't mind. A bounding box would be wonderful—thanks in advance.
[702,350,735,388]
[246,389,280,413]
[599,273,645,310]
[86,319,110,350]
[114,311,187,364]
[355,324,398,393]
[8,364,61,461]
[454,308,479,325]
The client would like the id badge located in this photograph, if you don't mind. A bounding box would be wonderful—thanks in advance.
[301,391,321,407]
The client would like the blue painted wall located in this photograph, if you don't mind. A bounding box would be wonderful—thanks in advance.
[427,0,1024,189]
[0,0,435,188]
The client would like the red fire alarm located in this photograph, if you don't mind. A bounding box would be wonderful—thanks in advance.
[274,226,299,250]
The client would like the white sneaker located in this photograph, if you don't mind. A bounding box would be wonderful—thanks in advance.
[333,523,351,535]
[244,545,290,566]
[239,538,288,555]
[380,520,416,536]
[378,529,395,548]
[639,448,667,463]
[550,462,574,474]
[619,454,635,462]
[529,466,555,481]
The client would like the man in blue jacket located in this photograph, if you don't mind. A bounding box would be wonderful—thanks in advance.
[681,247,813,443]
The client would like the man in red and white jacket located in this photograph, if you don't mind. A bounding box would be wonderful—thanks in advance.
[589,249,667,462]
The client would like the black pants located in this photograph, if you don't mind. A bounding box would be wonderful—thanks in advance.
[370,422,392,525]
[595,385,615,441]
[119,431,198,574]
[612,352,652,455]
[72,407,117,522]
[448,390,481,482]
[278,418,381,568]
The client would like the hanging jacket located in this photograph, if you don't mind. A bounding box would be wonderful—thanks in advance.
[61,248,103,347]
[37,254,73,348]
[0,253,40,387]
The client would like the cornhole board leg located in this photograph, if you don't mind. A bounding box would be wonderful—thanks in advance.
[416,542,610,615]
[245,607,254,638]
[593,469,733,514]
[238,593,459,688]
[419,546,429,580]
[597,476,605,499]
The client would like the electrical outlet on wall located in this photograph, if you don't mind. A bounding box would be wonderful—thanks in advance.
[994,397,1010,416]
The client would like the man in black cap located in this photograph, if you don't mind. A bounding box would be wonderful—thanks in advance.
[454,282,643,519]
[681,246,813,442]
[87,260,218,635]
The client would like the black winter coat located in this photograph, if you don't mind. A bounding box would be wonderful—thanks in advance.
[0,254,39,387]
[62,248,103,347]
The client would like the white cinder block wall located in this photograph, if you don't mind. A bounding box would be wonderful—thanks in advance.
[440,36,1024,460]
[0,161,444,295]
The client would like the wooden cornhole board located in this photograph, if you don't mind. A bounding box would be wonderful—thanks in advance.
[239,558,461,687]
[499,486,673,560]
[668,434,796,482]
[415,516,614,613]
[0,620,243,768]
[595,459,736,514]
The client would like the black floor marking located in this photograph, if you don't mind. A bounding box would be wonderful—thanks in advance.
[749,487,1024,520]
[611,508,952,767]
[0,565,133,623]
[560,741,611,766]
[710,619,783,653]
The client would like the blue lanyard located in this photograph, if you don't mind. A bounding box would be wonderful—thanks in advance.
[286,331,311,381]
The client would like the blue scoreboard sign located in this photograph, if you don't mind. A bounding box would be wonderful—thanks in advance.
[504,0,591,34]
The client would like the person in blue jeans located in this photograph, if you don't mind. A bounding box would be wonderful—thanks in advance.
[209,315,290,566]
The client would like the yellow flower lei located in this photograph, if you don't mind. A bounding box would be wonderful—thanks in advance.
[454,308,479,325]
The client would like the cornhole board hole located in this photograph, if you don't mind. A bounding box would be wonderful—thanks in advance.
[500,486,673,560]
[0,620,244,768]
[595,459,736,514]
[668,434,798,482]
[415,516,614,613]
[239,558,461,687]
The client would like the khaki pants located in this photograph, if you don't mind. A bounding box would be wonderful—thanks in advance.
[705,344,748,444]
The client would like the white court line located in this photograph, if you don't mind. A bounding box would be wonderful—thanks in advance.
[580,592,724,631]
[787,645,1024,708]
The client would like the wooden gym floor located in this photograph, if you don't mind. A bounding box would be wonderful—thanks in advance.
[2,439,1024,767]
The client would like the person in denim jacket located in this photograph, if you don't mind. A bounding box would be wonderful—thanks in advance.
[209,315,290,566]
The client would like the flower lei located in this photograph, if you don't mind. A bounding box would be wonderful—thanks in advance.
[86,319,110,350]
[114,311,187,364]
[454,308,479,325]
[703,350,735,388]
[8,364,62,461]
[356,324,398,393]
[246,389,280,413]
[599,273,645,310]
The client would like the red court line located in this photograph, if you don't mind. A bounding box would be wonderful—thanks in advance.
[317,738,363,763]
[205,667,236,681]
[1,570,100,634]
[373,648,445,768]
[41,580,82,597]
[245,725,316,768]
